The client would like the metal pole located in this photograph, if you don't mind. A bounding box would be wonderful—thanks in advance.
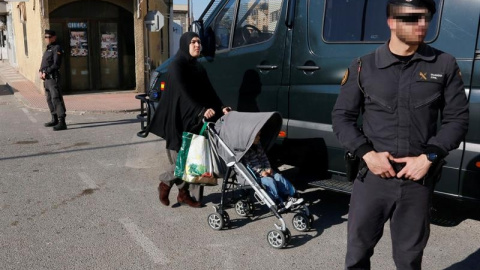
[187,0,191,28]
[0,30,3,61]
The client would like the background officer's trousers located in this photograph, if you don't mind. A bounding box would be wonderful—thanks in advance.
[345,172,433,270]
[44,78,66,117]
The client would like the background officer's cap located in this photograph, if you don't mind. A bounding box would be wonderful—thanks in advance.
[44,29,56,36]
[387,0,436,15]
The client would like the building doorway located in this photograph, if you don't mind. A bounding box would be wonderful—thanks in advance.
[50,1,135,92]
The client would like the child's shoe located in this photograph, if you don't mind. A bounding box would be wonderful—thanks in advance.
[278,201,287,209]
[285,196,304,209]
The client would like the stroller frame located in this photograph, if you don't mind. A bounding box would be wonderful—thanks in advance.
[206,121,313,249]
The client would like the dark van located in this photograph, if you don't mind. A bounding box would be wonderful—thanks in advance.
[147,0,480,201]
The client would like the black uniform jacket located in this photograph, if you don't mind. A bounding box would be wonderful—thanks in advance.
[39,42,63,75]
[332,42,469,159]
[149,34,224,152]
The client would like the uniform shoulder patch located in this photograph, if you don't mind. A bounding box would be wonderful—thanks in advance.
[341,68,349,86]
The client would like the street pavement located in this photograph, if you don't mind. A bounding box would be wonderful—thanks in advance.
[1,75,480,269]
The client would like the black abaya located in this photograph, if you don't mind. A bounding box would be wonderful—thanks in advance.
[150,32,224,151]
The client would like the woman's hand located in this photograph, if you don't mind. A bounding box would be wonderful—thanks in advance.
[204,108,215,119]
[222,107,232,115]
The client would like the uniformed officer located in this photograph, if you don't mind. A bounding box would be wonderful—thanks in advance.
[332,0,469,269]
[39,29,67,131]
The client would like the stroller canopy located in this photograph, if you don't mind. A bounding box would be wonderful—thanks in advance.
[214,111,282,163]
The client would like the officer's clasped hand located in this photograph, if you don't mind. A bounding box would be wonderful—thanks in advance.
[363,151,396,179]
[392,155,432,181]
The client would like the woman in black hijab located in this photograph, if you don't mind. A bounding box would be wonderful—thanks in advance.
[150,32,231,208]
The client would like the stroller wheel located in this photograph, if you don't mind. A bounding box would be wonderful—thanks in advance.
[292,213,310,232]
[235,200,252,217]
[207,213,225,230]
[267,230,286,249]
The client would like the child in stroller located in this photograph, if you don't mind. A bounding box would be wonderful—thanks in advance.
[243,131,304,209]
[207,111,313,248]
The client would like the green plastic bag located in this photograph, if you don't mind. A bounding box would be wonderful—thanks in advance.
[174,132,194,179]
[174,122,209,180]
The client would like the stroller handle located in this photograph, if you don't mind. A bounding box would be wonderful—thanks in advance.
[206,121,237,167]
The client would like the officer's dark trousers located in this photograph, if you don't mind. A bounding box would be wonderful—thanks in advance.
[345,172,433,270]
[44,78,66,118]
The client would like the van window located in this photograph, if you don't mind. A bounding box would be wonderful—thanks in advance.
[232,0,282,48]
[212,0,237,50]
[323,0,442,43]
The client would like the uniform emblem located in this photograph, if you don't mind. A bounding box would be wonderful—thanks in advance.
[341,69,349,86]
[419,72,427,80]
[57,52,62,55]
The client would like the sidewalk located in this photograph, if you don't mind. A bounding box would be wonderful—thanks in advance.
[0,61,140,113]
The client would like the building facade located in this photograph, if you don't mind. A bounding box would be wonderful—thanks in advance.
[6,0,172,94]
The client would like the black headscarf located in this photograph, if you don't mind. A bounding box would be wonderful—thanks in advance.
[149,32,225,151]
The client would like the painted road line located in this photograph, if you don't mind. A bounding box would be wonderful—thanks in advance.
[119,217,169,265]
[78,172,99,190]
[21,108,38,123]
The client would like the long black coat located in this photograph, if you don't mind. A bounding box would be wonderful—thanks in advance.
[150,32,224,151]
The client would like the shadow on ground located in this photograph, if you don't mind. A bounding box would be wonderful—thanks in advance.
[200,169,350,248]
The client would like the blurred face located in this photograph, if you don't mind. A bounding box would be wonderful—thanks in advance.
[388,6,431,45]
[44,34,56,45]
[189,37,201,58]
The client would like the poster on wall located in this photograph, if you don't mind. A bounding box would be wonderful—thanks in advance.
[100,32,118,59]
[70,31,88,57]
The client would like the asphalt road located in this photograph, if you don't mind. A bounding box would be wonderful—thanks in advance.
[1,84,479,270]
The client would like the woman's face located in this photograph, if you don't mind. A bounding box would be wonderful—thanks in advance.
[189,37,202,58]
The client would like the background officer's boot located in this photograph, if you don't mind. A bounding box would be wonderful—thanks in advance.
[53,117,67,131]
[44,114,58,127]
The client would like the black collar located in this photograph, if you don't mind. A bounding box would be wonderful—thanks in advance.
[375,41,436,68]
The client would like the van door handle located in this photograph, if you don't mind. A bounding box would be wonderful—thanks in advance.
[256,65,278,70]
[296,66,320,71]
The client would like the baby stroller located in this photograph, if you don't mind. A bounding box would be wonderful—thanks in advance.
[206,111,313,249]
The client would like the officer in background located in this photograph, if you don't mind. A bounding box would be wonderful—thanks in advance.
[39,29,67,131]
[332,0,469,269]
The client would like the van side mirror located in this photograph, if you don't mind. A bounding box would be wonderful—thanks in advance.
[192,20,216,59]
